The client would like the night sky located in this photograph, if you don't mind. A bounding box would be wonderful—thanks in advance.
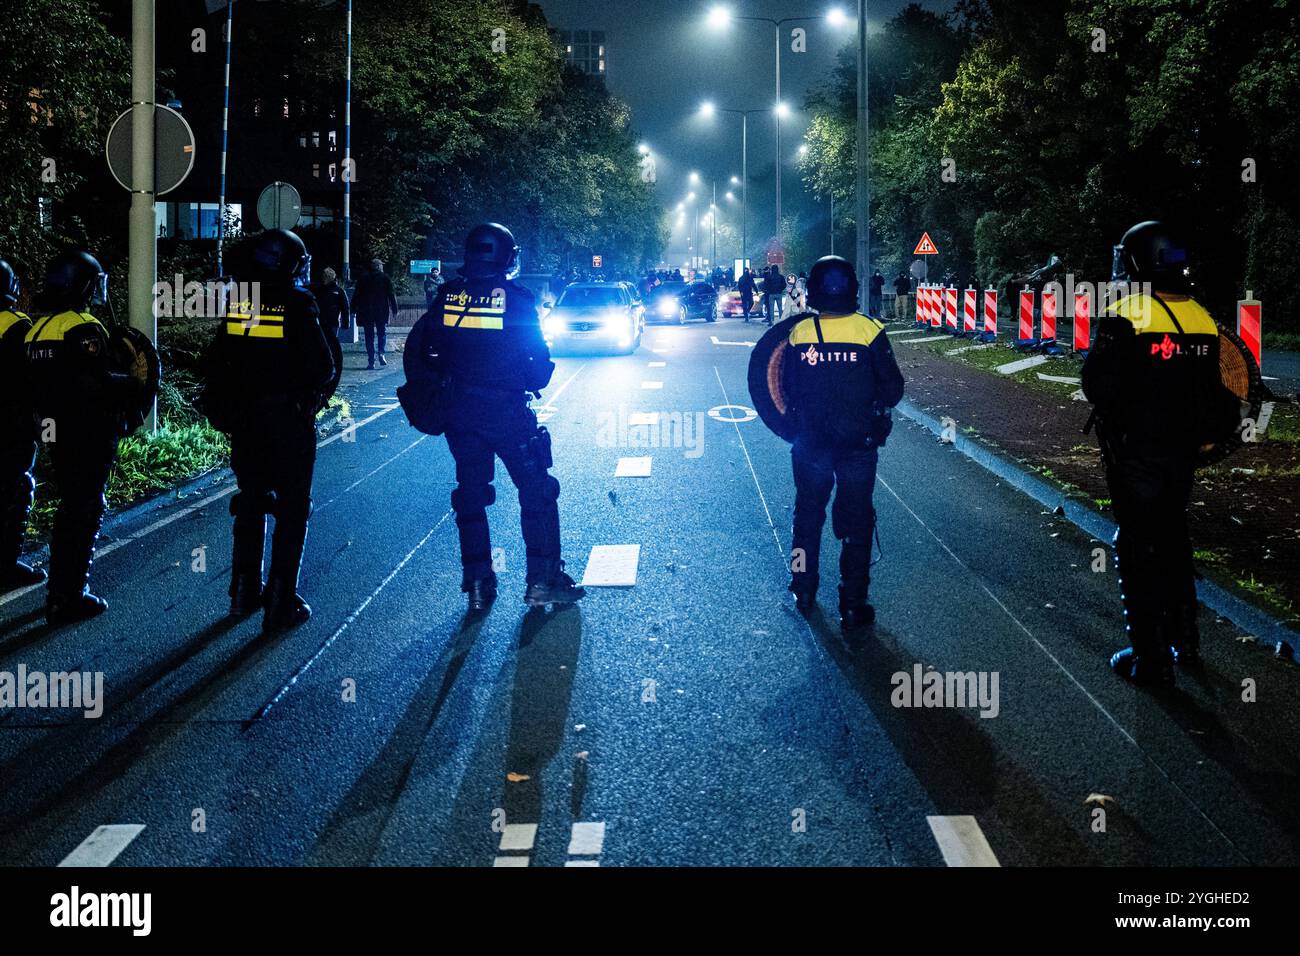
[533,0,955,262]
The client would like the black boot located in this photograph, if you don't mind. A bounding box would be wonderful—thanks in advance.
[466,575,498,614]
[46,588,108,625]
[1170,602,1201,667]
[229,510,267,617]
[263,498,311,632]
[838,583,874,630]
[524,559,585,607]
[788,575,817,612]
[1110,604,1174,686]
[263,576,311,632]
[1,472,43,591]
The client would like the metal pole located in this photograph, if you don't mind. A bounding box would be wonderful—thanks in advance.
[343,0,353,285]
[129,0,157,431]
[830,192,835,256]
[711,180,717,266]
[774,23,782,250]
[741,112,748,271]
[216,0,234,277]
[855,0,869,313]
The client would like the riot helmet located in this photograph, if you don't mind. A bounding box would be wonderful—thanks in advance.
[0,259,20,309]
[41,250,108,313]
[1112,221,1191,292]
[249,229,311,288]
[462,223,520,280]
[806,255,859,314]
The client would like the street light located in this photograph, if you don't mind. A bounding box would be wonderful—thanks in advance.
[698,100,765,272]
[706,6,851,254]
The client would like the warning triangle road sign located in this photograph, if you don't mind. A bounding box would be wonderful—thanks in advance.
[914,232,939,255]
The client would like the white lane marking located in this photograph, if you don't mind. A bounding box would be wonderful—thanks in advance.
[0,403,404,609]
[899,335,952,344]
[1036,372,1082,385]
[568,821,606,856]
[564,860,600,867]
[641,381,663,390]
[58,824,146,867]
[927,816,1000,867]
[876,475,1245,859]
[580,545,640,587]
[648,361,667,367]
[996,355,1049,375]
[628,413,659,427]
[947,343,996,355]
[650,348,668,354]
[250,511,454,721]
[317,435,427,512]
[709,335,755,347]
[615,457,652,477]
[888,328,926,335]
[543,365,587,406]
[713,367,783,557]
[493,856,530,867]
[499,823,538,852]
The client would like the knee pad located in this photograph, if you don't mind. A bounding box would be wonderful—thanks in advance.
[452,483,495,513]
[520,474,560,507]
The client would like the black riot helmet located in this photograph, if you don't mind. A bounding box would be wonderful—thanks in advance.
[41,250,108,313]
[806,255,859,314]
[0,259,20,309]
[462,222,520,280]
[248,229,311,287]
[1112,220,1191,292]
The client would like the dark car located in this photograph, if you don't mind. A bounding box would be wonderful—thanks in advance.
[647,280,717,324]
[542,282,645,354]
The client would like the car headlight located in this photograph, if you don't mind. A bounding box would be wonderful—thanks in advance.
[543,316,563,336]
[657,299,677,316]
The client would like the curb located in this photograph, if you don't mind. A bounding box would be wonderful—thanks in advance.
[894,396,1300,648]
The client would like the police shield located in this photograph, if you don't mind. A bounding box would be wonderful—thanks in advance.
[109,325,161,433]
[747,312,815,443]
[1200,324,1265,467]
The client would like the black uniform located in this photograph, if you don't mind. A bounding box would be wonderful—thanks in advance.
[1082,291,1238,676]
[205,282,336,616]
[24,310,132,603]
[784,311,905,611]
[0,306,38,580]
[429,275,562,590]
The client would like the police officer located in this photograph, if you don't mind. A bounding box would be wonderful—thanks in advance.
[428,223,584,612]
[0,260,45,591]
[1082,221,1239,685]
[24,251,133,622]
[203,229,336,631]
[784,256,905,627]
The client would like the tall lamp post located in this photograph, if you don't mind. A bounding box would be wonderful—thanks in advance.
[707,6,850,254]
[855,0,869,311]
[699,102,763,270]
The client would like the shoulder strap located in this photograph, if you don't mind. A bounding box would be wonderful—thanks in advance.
[811,314,825,344]
[1150,292,1185,335]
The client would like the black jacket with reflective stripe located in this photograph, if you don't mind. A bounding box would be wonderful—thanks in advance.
[428,277,553,395]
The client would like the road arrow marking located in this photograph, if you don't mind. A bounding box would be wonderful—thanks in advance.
[996,355,1049,375]
[926,816,1000,867]
[59,824,146,867]
[710,335,755,347]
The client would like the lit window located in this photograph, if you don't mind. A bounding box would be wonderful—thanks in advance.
[299,133,307,148]
[313,163,320,178]
[312,131,320,148]
[282,98,290,118]
[328,163,337,182]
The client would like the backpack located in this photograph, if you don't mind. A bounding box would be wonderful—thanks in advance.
[397,310,452,436]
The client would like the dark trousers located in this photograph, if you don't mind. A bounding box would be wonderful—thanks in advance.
[230,413,317,592]
[1104,452,1197,659]
[741,293,755,318]
[445,397,561,588]
[790,436,878,602]
[868,293,883,317]
[0,427,37,567]
[363,322,387,365]
[48,433,118,598]
[763,292,782,324]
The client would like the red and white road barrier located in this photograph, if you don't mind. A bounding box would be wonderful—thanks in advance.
[963,287,977,334]
[1019,288,1034,342]
[929,285,940,328]
[1238,291,1261,369]
[946,286,959,332]
[983,288,997,337]
[1040,289,1057,343]
[1073,289,1091,352]
[915,284,926,324]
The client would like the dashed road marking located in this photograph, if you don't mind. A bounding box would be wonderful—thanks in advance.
[709,335,755,347]
[565,860,600,867]
[927,816,1000,867]
[499,823,538,852]
[581,545,640,587]
[648,361,666,367]
[628,412,659,426]
[568,821,606,856]
[899,335,951,344]
[615,457,652,477]
[493,856,530,867]
[58,824,146,867]
[641,381,664,389]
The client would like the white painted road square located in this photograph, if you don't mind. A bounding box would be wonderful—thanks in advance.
[926,815,1000,867]
[499,823,538,852]
[58,824,146,867]
[568,822,606,856]
[581,545,641,587]
[641,381,664,389]
[648,361,666,367]
[628,412,659,426]
[615,456,652,477]
[997,355,1049,375]
[493,856,530,867]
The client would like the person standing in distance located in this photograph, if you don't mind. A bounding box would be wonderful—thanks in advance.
[1082,221,1240,686]
[352,257,397,369]
[0,259,45,591]
[203,229,336,631]
[784,256,905,629]
[427,223,585,613]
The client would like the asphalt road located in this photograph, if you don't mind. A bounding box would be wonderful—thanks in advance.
[1,318,1297,867]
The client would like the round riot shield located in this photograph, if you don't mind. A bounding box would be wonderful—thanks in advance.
[110,325,162,432]
[747,312,814,443]
[1198,324,1265,467]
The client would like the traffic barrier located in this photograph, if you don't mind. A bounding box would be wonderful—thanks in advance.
[1019,288,1034,343]
[963,287,977,334]
[1073,289,1090,353]
[1040,289,1057,343]
[1238,291,1261,369]
[915,284,926,325]
[930,285,941,328]
[946,286,959,333]
[983,288,997,337]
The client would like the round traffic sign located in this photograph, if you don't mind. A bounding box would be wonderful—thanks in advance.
[708,404,757,423]
[257,182,303,230]
[105,104,196,195]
